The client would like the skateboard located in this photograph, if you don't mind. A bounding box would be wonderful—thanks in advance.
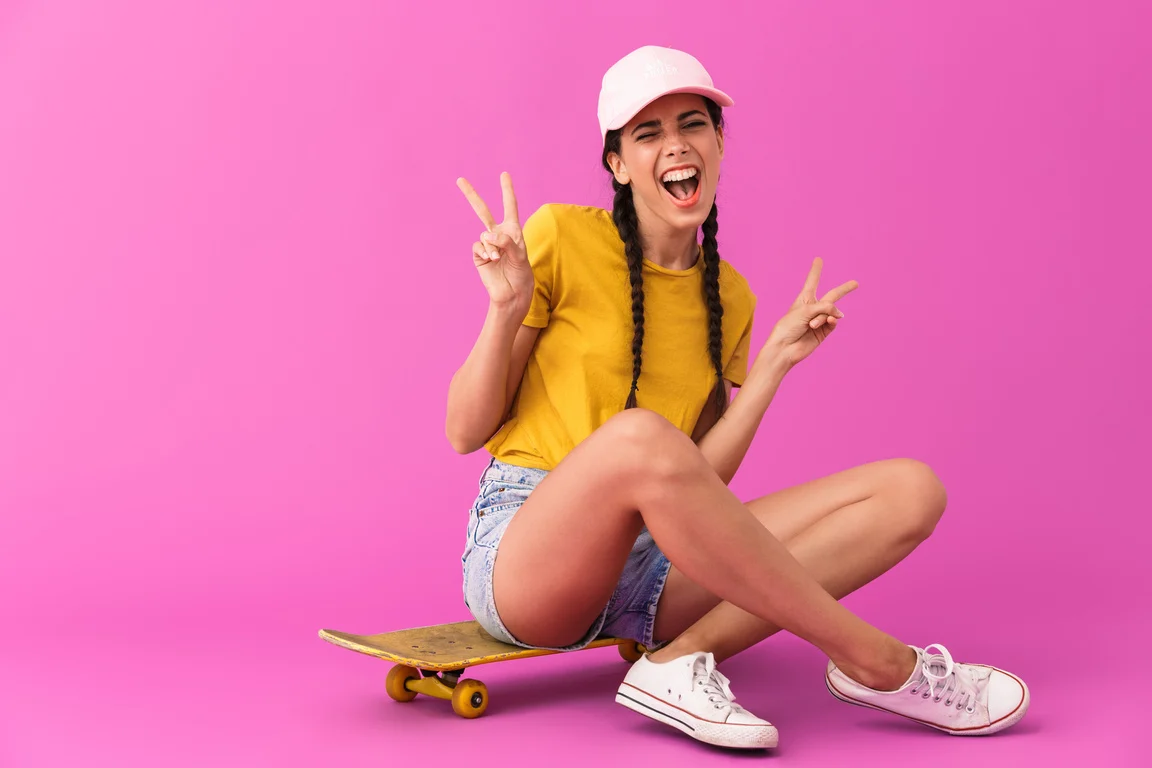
[319,620,646,718]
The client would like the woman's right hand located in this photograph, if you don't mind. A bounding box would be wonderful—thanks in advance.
[457,172,535,314]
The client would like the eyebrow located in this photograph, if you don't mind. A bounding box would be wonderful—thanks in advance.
[631,110,708,136]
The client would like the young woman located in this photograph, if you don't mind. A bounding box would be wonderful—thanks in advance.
[448,45,1029,750]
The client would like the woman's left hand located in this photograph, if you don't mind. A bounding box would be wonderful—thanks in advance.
[758,257,858,371]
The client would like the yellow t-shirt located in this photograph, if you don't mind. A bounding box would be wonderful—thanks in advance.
[484,204,757,470]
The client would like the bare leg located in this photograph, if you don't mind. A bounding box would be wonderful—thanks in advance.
[650,459,947,684]
[491,409,916,690]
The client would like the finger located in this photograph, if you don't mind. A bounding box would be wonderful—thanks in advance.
[457,177,497,230]
[473,241,496,264]
[800,257,823,297]
[482,230,519,258]
[500,172,519,226]
[809,311,840,329]
[479,231,502,260]
[802,300,844,320]
[474,240,500,263]
[479,237,501,261]
[821,280,859,303]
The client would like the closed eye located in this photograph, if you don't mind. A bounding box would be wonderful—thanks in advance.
[637,121,708,141]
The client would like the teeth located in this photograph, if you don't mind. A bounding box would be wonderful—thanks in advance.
[661,167,699,183]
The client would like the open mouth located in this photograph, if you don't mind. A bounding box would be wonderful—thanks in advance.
[660,167,701,207]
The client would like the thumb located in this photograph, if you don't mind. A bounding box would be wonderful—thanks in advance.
[801,300,843,321]
[483,231,528,266]
[481,230,520,255]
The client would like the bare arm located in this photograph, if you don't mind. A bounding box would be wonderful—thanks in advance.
[692,359,789,484]
[445,172,541,454]
[693,256,859,483]
[445,311,541,454]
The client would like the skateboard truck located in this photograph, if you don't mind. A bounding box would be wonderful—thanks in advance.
[321,621,647,719]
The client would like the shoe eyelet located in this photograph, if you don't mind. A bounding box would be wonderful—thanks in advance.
[922,692,931,698]
[945,699,953,706]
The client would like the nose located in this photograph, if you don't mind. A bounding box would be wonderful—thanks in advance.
[663,129,690,157]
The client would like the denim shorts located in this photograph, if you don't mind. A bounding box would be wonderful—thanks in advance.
[460,457,672,652]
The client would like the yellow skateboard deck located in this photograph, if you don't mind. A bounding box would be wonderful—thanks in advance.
[319,620,645,718]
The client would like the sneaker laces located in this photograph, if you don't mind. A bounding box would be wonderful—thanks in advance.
[908,643,977,713]
[690,653,748,716]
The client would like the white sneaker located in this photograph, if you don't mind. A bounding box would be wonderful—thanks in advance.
[826,643,1030,735]
[615,651,779,749]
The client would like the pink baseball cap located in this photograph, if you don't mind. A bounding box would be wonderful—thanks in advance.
[597,45,734,144]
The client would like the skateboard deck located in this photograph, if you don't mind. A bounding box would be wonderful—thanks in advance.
[319,620,645,718]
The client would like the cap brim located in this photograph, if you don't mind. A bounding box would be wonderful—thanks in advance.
[604,86,735,135]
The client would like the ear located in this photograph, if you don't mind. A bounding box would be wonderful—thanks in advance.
[716,125,725,161]
[606,152,630,185]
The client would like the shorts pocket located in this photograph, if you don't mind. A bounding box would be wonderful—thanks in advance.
[476,480,533,511]
[471,504,514,550]
[470,481,530,549]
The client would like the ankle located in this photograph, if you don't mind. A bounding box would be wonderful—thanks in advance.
[835,643,917,692]
[646,635,707,664]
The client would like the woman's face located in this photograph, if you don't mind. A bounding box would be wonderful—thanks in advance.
[607,93,724,232]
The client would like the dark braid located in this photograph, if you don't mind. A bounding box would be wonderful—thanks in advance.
[701,201,728,418]
[602,98,727,413]
[611,181,646,409]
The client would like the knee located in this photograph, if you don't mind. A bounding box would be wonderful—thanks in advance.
[602,408,683,450]
[600,408,705,484]
[884,458,947,541]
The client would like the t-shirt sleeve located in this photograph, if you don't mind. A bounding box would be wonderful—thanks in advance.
[723,291,756,387]
[520,205,559,328]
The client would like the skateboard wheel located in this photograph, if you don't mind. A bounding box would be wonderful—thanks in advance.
[451,679,488,718]
[618,641,645,663]
[385,664,420,702]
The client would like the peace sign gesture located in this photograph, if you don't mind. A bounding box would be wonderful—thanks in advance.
[456,172,534,313]
[761,257,859,369]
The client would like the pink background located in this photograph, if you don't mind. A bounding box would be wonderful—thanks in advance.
[2,1,1148,765]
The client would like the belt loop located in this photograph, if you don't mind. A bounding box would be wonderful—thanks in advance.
[479,455,498,489]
